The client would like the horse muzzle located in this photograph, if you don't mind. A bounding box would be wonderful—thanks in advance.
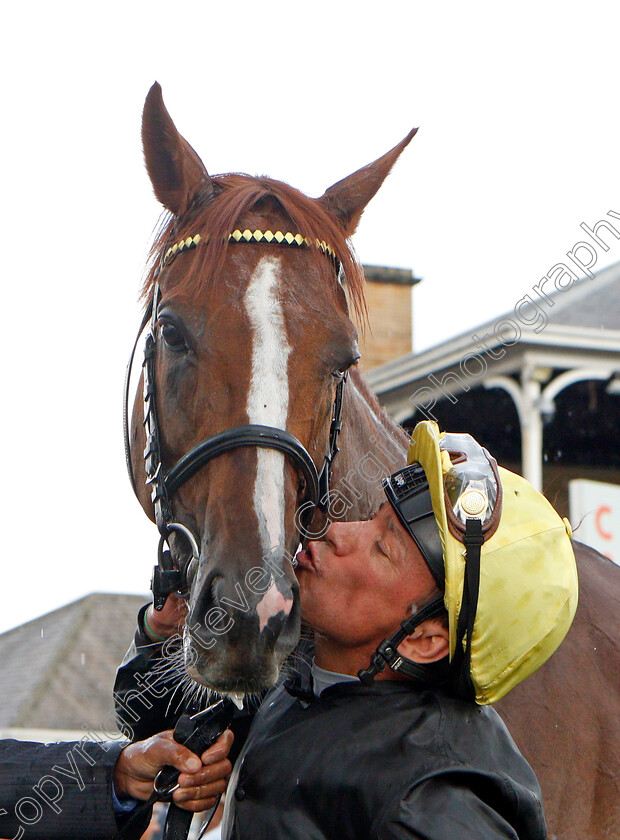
[182,559,301,692]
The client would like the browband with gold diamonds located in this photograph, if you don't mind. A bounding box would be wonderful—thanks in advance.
[162,229,338,269]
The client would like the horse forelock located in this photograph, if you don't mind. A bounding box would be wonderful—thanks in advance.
[141,173,367,323]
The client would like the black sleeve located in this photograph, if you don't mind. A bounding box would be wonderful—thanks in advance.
[114,604,182,741]
[378,772,546,840]
[0,739,125,839]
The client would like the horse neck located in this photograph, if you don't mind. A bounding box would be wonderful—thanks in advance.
[331,369,409,520]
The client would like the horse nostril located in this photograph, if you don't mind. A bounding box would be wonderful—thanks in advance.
[297,475,307,497]
[262,613,286,648]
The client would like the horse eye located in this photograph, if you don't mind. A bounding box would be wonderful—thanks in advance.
[160,321,188,352]
[332,355,359,380]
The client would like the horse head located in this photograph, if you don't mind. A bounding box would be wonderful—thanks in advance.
[129,83,415,697]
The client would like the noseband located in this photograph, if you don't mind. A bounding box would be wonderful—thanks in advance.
[123,229,347,608]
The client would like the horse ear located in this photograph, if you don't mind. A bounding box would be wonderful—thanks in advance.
[142,82,214,216]
[318,128,418,235]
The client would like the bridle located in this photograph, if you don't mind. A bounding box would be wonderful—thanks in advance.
[123,229,347,609]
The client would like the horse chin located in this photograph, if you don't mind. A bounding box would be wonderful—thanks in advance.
[183,637,284,695]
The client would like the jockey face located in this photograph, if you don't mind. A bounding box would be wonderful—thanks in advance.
[295,503,448,676]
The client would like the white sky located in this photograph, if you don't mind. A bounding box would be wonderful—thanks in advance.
[2,1,619,633]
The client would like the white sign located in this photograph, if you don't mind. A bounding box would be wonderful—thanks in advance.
[569,479,620,567]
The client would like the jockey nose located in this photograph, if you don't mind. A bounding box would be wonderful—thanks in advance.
[322,519,366,556]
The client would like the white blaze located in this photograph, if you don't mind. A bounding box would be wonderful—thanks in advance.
[244,256,291,559]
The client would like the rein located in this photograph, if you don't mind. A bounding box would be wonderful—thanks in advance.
[123,229,347,608]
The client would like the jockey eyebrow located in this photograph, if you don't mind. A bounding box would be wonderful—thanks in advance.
[365,502,409,563]
[383,504,409,561]
[387,516,407,547]
[369,501,387,518]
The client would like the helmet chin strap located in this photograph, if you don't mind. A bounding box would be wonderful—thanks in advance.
[357,596,448,687]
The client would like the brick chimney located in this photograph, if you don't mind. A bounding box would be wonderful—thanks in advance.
[354,265,420,372]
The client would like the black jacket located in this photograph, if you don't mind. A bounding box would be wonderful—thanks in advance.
[0,738,125,839]
[222,667,547,840]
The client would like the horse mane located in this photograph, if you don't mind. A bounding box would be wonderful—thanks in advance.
[142,173,368,322]
[349,367,409,447]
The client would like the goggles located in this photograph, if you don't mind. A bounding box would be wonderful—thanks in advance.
[441,432,498,528]
[383,431,500,589]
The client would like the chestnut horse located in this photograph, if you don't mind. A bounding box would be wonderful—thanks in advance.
[128,84,619,838]
[129,83,412,698]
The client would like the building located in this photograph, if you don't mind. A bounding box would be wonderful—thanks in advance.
[354,265,420,372]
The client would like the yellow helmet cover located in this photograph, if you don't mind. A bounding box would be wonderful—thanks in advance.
[408,421,578,704]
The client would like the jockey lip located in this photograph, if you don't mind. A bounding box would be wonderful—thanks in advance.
[295,544,319,574]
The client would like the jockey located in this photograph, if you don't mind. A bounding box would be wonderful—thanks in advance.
[220,421,577,839]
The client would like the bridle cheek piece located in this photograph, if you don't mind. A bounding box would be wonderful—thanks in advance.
[123,230,347,610]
